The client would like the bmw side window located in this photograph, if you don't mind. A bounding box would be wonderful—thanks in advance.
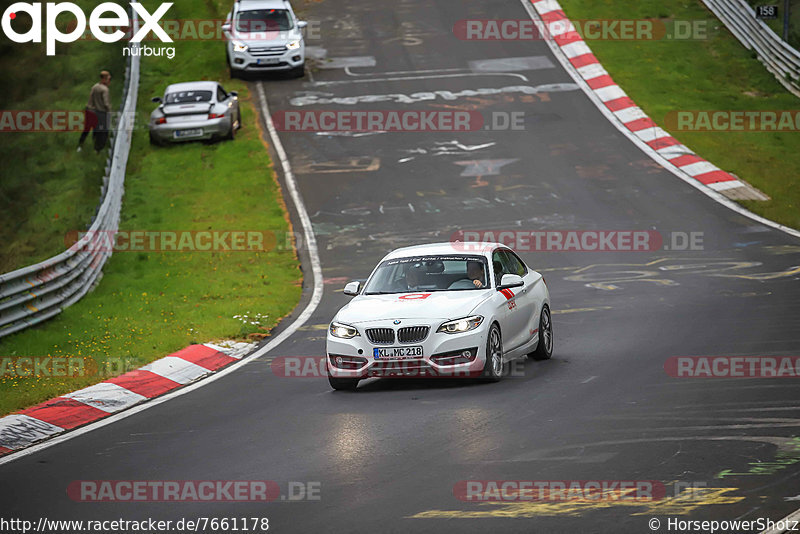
[505,251,528,276]
[217,86,227,102]
[491,251,506,287]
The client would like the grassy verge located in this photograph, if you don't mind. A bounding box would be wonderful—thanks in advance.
[0,0,301,415]
[558,0,800,230]
[0,0,126,273]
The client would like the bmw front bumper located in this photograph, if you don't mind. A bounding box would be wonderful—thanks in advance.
[326,320,490,379]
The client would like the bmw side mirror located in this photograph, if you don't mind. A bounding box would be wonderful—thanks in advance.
[343,281,361,296]
[297,20,308,29]
[151,97,162,103]
[221,22,232,33]
[498,274,524,290]
[228,91,238,97]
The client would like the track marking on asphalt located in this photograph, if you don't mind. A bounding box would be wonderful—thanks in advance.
[712,265,800,281]
[454,159,519,177]
[316,56,376,69]
[409,486,744,518]
[0,83,324,467]
[344,66,466,77]
[717,437,800,479]
[468,56,555,72]
[517,0,800,240]
[289,83,579,106]
[552,306,612,314]
[546,258,799,290]
[309,72,533,86]
[294,157,380,174]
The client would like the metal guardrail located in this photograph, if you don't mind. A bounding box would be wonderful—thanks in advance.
[704,0,800,97]
[0,10,141,339]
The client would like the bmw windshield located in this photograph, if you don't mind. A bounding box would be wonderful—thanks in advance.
[363,255,490,294]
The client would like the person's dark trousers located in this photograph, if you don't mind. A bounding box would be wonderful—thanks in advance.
[92,110,109,153]
[78,108,98,148]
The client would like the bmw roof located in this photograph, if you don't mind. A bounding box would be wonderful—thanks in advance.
[382,242,506,261]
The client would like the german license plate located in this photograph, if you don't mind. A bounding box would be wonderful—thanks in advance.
[257,58,280,65]
[373,346,423,360]
[174,129,202,138]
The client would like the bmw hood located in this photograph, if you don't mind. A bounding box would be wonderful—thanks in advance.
[335,291,493,325]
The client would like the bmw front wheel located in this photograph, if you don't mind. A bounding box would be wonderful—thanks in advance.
[530,305,553,361]
[482,323,504,382]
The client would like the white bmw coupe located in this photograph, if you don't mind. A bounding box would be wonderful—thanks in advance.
[326,242,553,390]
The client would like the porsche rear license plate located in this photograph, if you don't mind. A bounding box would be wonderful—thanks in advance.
[373,346,423,360]
[174,129,202,138]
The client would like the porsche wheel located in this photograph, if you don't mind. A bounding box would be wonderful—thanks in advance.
[226,117,237,141]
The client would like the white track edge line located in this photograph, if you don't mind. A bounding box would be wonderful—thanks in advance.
[519,0,800,240]
[761,506,800,534]
[0,83,324,467]
[523,0,800,530]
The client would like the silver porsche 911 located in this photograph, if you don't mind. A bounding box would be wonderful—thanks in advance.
[148,81,241,145]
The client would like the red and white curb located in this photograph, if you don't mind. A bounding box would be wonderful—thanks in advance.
[526,0,769,202]
[0,341,253,458]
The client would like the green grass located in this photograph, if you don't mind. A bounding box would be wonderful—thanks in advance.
[0,0,126,273]
[558,0,800,230]
[0,0,301,415]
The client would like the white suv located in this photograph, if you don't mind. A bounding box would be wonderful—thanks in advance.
[223,0,307,78]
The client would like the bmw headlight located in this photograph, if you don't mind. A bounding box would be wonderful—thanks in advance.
[286,40,301,50]
[437,316,484,334]
[330,322,360,339]
[233,41,248,52]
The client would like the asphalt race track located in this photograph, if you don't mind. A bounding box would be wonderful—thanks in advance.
[3,0,800,532]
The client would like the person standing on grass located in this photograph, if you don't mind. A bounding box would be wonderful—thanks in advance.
[77,70,112,153]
